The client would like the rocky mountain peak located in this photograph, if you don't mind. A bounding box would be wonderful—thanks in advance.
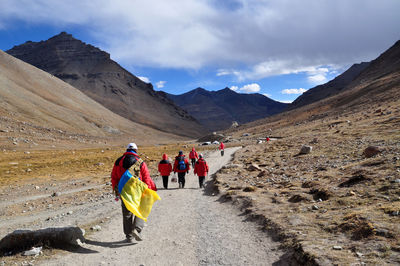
[49,31,74,41]
[6,32,206,137]
[7,32,110,74]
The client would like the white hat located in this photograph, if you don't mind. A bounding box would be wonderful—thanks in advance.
[127,143,138,150]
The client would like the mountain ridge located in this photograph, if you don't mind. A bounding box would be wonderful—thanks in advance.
[164,87,288,131]
[7,32,206,138]
[291,62,370,108]
[230,39,400,133]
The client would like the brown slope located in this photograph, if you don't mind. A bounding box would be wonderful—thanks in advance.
[290,62,370,108]
[0,50,183,149]
[6,32,206,138]
[230,40,400,135]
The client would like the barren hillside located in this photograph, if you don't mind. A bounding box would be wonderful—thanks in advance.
[0,50,183,150]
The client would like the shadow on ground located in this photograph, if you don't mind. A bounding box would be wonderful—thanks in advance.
[84,239,137,249]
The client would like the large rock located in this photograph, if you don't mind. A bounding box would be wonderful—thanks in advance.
[299,145,313,155]
[363,146,381,158]
[0,227,85,254]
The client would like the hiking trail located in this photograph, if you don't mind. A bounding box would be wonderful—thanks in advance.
[42,147,284,265]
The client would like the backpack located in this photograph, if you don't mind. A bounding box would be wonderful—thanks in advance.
[177,156,186,171]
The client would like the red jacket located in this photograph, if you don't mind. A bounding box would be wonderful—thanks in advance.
[111,151,156,191]
[194,158,209,177]
[158,154,172,176]
[219,142,225,150]
[173,155,190,173]
[189,149,198,159]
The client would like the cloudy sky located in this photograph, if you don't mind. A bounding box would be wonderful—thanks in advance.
[0,0,399,102]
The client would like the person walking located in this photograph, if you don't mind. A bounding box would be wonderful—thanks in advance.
[111,143,157,243]
[158,153,172,189]
[194,153,209,188]
[189,147,199,168]
[173,151,190,188]
[219,142,225,156]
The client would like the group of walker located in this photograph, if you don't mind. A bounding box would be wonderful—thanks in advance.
[158,147,210,189]
[111,142,225,243]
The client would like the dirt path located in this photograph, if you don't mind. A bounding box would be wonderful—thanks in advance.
[42,147,284,265]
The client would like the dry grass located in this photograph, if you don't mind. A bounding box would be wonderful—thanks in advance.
[0,142,214,226]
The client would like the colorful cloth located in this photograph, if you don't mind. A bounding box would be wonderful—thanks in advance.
[118,169,161,222]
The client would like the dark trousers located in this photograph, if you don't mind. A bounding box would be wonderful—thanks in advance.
[221,150,224,156]
[178,172,186,188]
[121,201,144,239]
[199,176,205,188]
[162,175,169,189]
[191,158,196,167]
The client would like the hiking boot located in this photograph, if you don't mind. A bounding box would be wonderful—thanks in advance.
[125,237,133,243]
[133,229,143,241]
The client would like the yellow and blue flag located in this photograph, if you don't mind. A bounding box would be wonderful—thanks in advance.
[118,169,161,222]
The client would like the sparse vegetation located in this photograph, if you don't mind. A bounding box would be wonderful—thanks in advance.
[213,93,400,265]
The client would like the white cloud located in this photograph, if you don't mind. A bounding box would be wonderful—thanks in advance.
[279,100,293,104]
[138,76,150,83]
[0,0,399,71]
[231,83,261,93]
[282,88,307,95]
[262,93,271,97]
[216,70,231,76]
[308,74,327,84]
[221,60,340,82]
[156,81,166,88]
[240,83,260,93]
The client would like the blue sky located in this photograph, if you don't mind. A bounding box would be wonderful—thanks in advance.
[0,0,399,103]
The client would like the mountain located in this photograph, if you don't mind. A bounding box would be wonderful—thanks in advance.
[332,40,400,108]
[6,32,206,138]
[230,40,400,134]
[0,50,180,149]
[291,62,370,108]
[163,87,288,131]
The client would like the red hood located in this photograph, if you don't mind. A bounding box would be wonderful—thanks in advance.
[162,153,168,160]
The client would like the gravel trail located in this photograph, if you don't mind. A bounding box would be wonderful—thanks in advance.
[43,147,284,265]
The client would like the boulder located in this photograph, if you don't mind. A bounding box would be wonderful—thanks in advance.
[0,227,85,254]
[299,145,312,154]
[363,146,381,158]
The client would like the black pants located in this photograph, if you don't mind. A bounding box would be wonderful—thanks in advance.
[221,150,224,156]
[199,176,205,188]
[162,175,169,189]
[178,172,186,188]
[191,158,196,167]
[121,201,144,239]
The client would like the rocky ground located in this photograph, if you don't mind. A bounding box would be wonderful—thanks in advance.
[215,102,400,265]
